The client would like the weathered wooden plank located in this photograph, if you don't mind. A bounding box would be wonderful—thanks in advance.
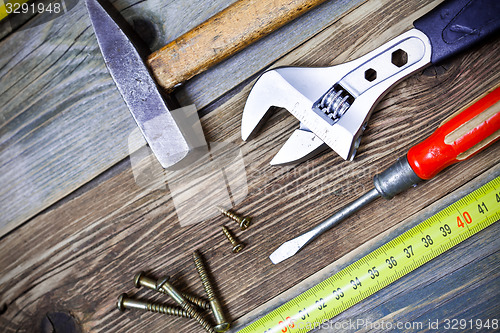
[0,153,496,331]
[233,168,500,331]
[0,14,498,331]
[0,0,81,40]
[0,0,366,235]
[0,0,240,232]
[175,0,367,108]
[147,0,334,92]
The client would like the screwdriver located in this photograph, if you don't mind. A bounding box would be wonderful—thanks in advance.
[270,86,500,264]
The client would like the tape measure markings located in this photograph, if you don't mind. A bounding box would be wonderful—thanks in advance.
[239,177,499,333]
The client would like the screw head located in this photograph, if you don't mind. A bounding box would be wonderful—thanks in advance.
[117,293,128,311]
[232,243,244,253]
[134,271,145,288]
[156,276,170,290]
[239,217,252,230]
[214,322,231,332]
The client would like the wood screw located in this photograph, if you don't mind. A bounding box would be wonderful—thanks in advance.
[221,226,244,253]
[217,206,252,230]
[116,293,191,318]
[134,271,211,310]
[156,276,216,333]
[193,251,230,332]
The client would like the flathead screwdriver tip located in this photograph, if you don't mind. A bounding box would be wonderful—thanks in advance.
[269,231,316,264]
[269,242,299,264]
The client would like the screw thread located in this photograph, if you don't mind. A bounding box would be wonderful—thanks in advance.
[157,277,216,333]
[146,303,191,318]
[192,251,216,301]
[221,226,238,246]
[192,251,230,331]
[217,206,242,223]
[183,293,211,310]
[180,302,216,333]
[155,283,210,310]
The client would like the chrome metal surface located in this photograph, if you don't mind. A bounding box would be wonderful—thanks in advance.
[373,156,423,199]
[313,86,352,123]
[242,29,432,164]
[270,127,327,165]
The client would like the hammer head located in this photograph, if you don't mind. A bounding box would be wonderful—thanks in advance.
[86,0,195,168]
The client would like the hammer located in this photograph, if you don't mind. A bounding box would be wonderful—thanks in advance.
[86,0,329,167]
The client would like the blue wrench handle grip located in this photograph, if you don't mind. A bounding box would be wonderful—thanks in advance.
[413,0,500,64]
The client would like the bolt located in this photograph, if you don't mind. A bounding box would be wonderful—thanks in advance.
[221,226,244,253]
[193,251,230,332]
[116,293,191,318]
[216,206,252,230]
[134,271,210,310]
[156,276,216,333]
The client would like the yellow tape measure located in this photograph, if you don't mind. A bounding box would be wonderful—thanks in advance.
[239,176,500,333]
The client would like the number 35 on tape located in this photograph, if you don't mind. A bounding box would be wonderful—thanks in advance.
[239,176,500,333]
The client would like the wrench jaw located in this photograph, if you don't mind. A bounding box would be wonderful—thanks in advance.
[242,67,336,141]
[270,128,328,165]
[242,70,292,141]
[243,29,432,164]
[241,65,358,163]
[242,65,346,165]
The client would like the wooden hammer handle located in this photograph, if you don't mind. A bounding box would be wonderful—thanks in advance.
[147,0,328,91]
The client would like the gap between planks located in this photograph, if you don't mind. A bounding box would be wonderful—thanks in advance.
[0,0,369,235]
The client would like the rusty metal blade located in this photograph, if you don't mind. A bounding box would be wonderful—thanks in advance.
[86,0,191,168]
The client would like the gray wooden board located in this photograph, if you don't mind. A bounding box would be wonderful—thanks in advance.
[175,0,367,109]
[0,0,499,332]
[0,0,365,235]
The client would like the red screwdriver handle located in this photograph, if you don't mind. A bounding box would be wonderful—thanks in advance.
[407,86,500,180]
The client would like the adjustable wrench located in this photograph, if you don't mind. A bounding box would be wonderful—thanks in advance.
[86,0,331,168]
[241,0,500,165]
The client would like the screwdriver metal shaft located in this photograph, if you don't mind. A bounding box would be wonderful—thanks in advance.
[270,188,380,264]
[269,86,500,264]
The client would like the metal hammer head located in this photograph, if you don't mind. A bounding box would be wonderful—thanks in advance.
[86,0,195,168]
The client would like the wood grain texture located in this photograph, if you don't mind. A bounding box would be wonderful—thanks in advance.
[0,0,242,234]
[0,0,365,236]
[147,0,329,91]
[0,0,499,329]
[233,168,500,331]
[175,0,366,109]
[0,4,133,235]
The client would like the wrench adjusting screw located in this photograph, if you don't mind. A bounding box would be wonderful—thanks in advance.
[216,206,252,230]
[221,226,244,253]
[134,271,210,310]
[193,250,230,332]
[156,276,216,333]
[116,293,191,318]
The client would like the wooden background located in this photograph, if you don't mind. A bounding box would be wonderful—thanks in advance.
[0,0,499,332]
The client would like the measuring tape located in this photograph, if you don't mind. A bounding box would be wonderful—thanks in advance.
[239,176,500,333]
